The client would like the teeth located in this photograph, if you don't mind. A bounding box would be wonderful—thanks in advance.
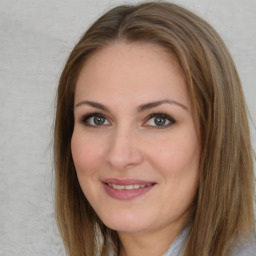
[108,183,149,190]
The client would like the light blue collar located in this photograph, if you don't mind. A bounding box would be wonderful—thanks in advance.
[162,225,189,256]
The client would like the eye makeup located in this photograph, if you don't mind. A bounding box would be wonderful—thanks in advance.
[143,112,176,128]
[79,111,176,130]
[80,112,111,127]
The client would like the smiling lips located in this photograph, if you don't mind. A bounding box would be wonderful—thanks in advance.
[102,179,156,200]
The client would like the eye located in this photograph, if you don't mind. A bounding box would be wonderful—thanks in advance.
[81,113,110,127]
[144,113,176,128]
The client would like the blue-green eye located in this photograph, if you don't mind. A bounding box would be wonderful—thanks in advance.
[146,113,175,127]
[81,113,110,126]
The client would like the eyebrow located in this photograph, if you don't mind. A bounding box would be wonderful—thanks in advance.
[137,99,188,112]
[75,100,110,111]
[75,99,187,112]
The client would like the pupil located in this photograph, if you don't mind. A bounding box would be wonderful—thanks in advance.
[155,117,166,126]
[94,116,105,125]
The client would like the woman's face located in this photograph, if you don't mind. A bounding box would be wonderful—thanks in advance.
[71,42,200,236]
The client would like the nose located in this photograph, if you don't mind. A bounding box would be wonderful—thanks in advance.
[105,126,143,171]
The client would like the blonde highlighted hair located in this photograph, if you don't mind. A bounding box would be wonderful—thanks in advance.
[54,2,255,255]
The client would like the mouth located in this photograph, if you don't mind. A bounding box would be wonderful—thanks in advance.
[106,183,153,190]
[101,179,156,200]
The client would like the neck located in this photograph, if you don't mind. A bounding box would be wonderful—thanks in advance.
[118,220,188,256]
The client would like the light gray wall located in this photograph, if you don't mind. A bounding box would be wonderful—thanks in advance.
[0,0,255,255]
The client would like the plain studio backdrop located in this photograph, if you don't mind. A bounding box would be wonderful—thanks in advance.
[0,0,255,255]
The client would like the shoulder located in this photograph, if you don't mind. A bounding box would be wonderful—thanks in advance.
[231,236,256,256]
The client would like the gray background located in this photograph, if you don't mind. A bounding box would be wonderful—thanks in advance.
[0,0,255,255]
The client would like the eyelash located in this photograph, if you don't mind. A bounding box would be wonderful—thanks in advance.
[80,112,176,128]
[80,112,110,127]
[145,113,176,128]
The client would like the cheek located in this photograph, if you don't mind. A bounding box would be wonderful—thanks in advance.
[147,129,200,176]
[71,131,103,176]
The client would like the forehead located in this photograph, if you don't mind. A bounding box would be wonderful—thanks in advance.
[75,42,189,107]
[81,41,180,76]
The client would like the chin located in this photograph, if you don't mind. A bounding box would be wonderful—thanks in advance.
[99,210,157,234]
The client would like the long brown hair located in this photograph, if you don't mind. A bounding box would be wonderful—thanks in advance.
[54,2,255,255]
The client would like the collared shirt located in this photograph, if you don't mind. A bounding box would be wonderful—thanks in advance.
[109,227,256,256]
[162,225,188,256]
[163,226,256,256]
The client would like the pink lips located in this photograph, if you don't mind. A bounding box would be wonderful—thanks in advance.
[101,178,156,200]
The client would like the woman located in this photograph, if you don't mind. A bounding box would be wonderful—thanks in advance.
[54,2,255,255]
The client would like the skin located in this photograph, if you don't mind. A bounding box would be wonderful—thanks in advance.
[71,42,201,256]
